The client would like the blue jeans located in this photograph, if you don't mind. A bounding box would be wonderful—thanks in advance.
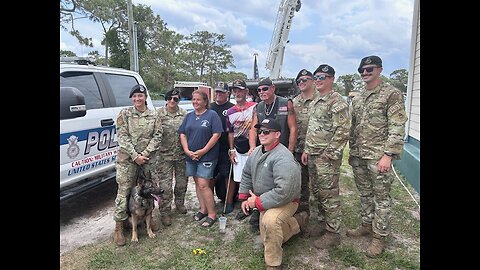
[185,159,218,179]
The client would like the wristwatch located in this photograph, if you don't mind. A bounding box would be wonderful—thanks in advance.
[228,149,236,154]
[384,152,394,157]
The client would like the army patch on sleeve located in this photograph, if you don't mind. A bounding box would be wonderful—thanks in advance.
[388,104,402,115]
[116,114,124,126]
[332,102,348,113]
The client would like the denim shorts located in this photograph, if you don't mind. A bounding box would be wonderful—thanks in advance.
[185,159,218,179]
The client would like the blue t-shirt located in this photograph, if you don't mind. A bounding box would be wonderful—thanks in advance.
[178,109,223,162]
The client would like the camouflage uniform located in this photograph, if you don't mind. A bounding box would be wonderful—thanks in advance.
[292,90,319,215]
[113,107,162,222]
[349,82,407,236]
[154,106,188,214]
[304,91,350,233]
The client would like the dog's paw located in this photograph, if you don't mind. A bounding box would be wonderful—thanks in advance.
[147,231,156,238]
[131,237,139,243]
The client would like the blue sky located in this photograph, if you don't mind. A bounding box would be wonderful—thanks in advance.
[60,0,415,79]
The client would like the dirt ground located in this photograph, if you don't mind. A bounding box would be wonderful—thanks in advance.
[60,178,214,256]
[60,180,117,256]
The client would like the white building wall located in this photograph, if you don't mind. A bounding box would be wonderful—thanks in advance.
[405,0,420,141]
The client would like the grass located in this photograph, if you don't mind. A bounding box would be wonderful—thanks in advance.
[60,145,420,270]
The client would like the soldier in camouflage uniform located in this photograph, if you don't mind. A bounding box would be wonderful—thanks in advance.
[301,64,351,249]
[113,84,163,246]
[347,55,408,257]
[154,88,188,227]
[292,69,318,221]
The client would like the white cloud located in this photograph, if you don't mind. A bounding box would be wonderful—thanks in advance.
[61,0,415,78]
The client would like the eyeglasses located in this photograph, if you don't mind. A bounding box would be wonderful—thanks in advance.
[257,129,274,135]
[313,75,333,81]
[296,77,312,84]
[167,96,179,102]
[257,86,270,92]
[357,66,377,73]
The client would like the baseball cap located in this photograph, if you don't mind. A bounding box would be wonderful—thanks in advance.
[296,69,313,81]
[232,79,247,90]
[258,77,273,87]
[254,118,281,132]
[129,84,147,98]
[214,81,229,92]
[314,64,335,76]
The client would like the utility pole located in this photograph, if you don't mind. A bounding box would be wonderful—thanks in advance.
[127,0,134,71]
[133,22,139,72]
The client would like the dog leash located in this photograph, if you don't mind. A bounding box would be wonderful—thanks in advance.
[135,164,146,186]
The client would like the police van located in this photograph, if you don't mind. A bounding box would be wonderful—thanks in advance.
[60,57,154,201]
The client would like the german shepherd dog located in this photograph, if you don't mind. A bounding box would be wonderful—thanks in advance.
[127,166,164,243]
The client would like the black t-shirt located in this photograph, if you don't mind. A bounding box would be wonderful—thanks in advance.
[210,101,234,151]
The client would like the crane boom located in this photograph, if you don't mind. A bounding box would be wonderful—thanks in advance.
[265,0,301,79]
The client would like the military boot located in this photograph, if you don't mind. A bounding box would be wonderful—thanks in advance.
[293,211,309,233]
[306,221,326,237]
[161,214,172,226]
[366,234,386,257]
[175,203,187,214]
[346,223,372,237]
[113,221,126,246]
[313,231,341,249]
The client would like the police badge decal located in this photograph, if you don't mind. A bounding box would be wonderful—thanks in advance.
[67,135,80,159]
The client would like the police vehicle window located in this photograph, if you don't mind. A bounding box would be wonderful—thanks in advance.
[60,72,104,109]
[105,73,139,107]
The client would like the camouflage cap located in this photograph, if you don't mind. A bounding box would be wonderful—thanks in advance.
[296,69,313,81]
[214,81,229,92]
[358,55,382,70]
[314,64,335,76]
[254,118,281,132]
[129,84,147,98]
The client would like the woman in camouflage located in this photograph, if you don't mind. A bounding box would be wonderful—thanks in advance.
[112,84,162,246]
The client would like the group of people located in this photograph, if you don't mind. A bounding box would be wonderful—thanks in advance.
[112,55,408,270]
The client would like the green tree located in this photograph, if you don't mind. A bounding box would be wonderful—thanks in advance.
[74,0,128,66]
[389,69,408,93]
[60,0,94,47]
[335,74,363,96]
[60,50,77,57]
[139,8,184,94]
[87,50,106,65]
[179,31,235,85]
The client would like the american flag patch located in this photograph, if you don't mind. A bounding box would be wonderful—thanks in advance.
[278,106,288,111]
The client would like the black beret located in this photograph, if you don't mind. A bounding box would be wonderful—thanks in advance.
[165,88,181,101]
[129,84,147,98]
[358,55,382,71]
[296,69,313,81]
[258,77,273,86]
[314,64,335,76]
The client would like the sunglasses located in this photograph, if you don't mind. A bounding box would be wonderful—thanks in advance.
[313,74,333,81]
[167,96,179,102]
[357,66,377,73]
[257,86,270,92]
[296,77,312,84]
[257,129,274,135]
